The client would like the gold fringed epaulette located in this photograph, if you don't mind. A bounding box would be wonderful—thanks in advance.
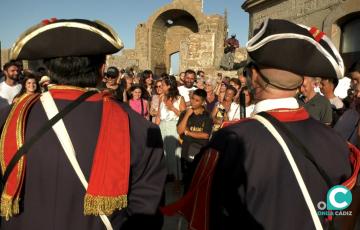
[84,194,127,215]
[1,194,20,220]
[0,93,40,220]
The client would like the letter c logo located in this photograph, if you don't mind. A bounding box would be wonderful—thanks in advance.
[327,185,352,210]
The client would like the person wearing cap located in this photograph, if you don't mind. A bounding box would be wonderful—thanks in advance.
[104,66,120,90]
[100,66,129,103]
[38,75,51,92]
[100,66,119,93]
[0,19,166,230]
[162,19,357,230]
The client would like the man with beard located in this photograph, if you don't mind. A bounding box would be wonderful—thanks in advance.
[0,61,22,107]
[0,19,166,230]
[178,69,197,107]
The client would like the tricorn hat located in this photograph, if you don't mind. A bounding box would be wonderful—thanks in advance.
[246,19,344,79]
[10,18,124,60]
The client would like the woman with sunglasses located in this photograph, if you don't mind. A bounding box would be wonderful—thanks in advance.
[150,79,164,123]
[103,66,120,91]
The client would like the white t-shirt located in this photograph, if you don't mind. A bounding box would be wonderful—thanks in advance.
[0,81,22,108]
[246,104,255,117]
[228,103,256,120]
[228,102,240,121]
[329,96,344,109]
[159,96,181,121]
[178,85,196,103]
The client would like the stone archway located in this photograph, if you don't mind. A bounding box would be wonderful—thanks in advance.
[114,0,226,77]
[150,9,199,76]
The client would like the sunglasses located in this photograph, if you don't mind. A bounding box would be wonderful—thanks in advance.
[155,85,162,88]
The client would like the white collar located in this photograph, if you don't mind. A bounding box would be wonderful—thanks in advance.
[252,97,299,115]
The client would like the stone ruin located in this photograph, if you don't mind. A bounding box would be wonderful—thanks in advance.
[107,0,247,78]
[1,0,247,78]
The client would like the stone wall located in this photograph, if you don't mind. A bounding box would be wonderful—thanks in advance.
[234,48,247,64]
[203,15,227,69]
[1,49,10,69]
[110,0,243,76]
[151,19,167,75]
[135,23,149,71]
[244,0,342,36]
[180,33,215,72]
[107,49,138,69]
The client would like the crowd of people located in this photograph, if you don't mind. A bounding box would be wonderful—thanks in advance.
[0,18,359,230]
[1,58,360,189]
[0,62,257,188]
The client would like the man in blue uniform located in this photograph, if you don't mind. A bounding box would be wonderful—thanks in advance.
[209,18,353,230]
[163,19,358,230]
[0,19,166,230]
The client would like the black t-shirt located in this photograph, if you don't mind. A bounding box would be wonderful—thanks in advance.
[177,109,212,159]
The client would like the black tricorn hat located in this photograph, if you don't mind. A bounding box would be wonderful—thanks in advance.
[10,18,124,60]
[246,19,344,79]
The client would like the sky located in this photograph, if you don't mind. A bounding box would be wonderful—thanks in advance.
[0,0,249,50]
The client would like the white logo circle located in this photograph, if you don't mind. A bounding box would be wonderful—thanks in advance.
[317,201,326,210]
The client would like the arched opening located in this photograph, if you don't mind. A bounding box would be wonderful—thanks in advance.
[151,9,199,76]
[339,13,360,69]
[170,52,180,75]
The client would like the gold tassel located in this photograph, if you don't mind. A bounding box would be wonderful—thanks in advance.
[1,194,20,220]
[84,194,127,216]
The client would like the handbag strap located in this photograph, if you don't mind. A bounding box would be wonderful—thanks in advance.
[258,112,333,188]
[253,113,323,230]
[1,90,97,191]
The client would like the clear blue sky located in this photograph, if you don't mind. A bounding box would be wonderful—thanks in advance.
[0,0,249,49]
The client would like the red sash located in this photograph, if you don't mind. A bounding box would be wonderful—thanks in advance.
[0,93,40,219]
[161,149,219,230]
[0,86,130,219]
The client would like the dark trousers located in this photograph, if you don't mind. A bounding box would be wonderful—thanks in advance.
[181,158,196,193]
